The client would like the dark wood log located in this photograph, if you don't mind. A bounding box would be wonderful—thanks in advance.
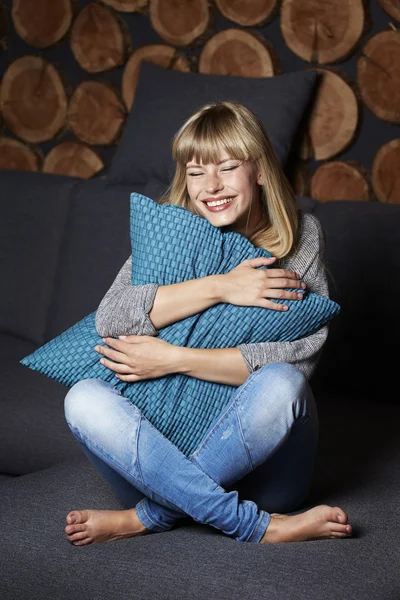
[372,139,400,204]
[377,0,400,22]
[215,0,277,27]
[0,2,9,51]
[0,136,39,171]
[280,0,365,64]
[357,30,400,123]
[70,3,126,73]
[12,0,72,48]
[150,0,213,47]
[311,160,371,202]
[100,0,148,12]
[122,45,191,110]
[291,161,311,197]
[0,56,67,143]
[43,141,104,179]
[199,28,281,76]
[68,81,125,145]
[299,68,359,160]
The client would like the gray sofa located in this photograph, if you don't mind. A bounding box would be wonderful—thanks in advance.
[1,169,399,600]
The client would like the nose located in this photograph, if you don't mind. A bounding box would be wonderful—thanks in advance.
[205,172,223,193]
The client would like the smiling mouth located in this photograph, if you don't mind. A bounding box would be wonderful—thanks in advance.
[204,197,235,209]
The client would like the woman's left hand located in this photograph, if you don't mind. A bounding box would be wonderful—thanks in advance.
[94,335,182,382]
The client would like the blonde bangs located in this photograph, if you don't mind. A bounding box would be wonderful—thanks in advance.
[172,112,253,166]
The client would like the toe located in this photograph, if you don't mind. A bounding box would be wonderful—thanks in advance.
[330,532,349,538]
[334,507,348,524]
[72,538,92,546]
[68,531,89,542]
[66,510,88,525]
[65,523,86,535]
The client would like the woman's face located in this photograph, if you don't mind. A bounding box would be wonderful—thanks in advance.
[185,148,265,238]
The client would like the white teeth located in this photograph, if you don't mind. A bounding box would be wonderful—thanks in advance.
[206,197,234,207]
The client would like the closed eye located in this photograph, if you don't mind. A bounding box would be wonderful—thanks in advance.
[188,166,238,177]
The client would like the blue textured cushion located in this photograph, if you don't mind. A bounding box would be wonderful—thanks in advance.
[21,193,340,457]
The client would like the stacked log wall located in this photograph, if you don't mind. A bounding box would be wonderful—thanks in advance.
[0,0,398,202]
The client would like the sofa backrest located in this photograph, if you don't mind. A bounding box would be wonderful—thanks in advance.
[310,200,400,403]
[1,169,398,402]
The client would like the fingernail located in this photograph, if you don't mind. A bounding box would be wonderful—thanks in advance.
[119,335,126,339]
[102,338,106,342]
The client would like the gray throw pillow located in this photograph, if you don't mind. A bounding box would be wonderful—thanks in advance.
[109,61,317,185]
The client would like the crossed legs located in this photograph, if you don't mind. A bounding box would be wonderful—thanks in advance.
[64,363,353,545]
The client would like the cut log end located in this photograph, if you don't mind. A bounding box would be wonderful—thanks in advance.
[281,0,365,64]
[215,0,277,27]
[71,3,126,73]
[12,0,72,48]
[68,81,126,145]
[150,0,212,47]
[357,31,400,123]
[299,68,359,161]
[0,56,67,143]
[372,139,400,204]
[43,141,104,179]
[199,28,280,77]
[0,136,40,171]
[311,161,371,202]
[377,0,400,22]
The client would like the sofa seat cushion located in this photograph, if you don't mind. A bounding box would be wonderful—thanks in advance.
[0,337,82,475]
[0,392,399,600]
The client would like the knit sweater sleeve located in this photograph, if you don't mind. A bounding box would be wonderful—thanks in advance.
[237,213,330,380]
[95,255,159,338]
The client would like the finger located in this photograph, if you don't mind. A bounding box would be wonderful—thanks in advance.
[101,336,137,350]
[99,358,132,373]
[264,289,305,301]
[95,345,127,363]
[247,256,276,265]
[264,277,305,289]
[116,373,142,382]
[262,300,289,312]
[266,269,300,279]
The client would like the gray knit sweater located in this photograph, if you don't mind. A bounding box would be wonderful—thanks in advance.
[95,212,330,381]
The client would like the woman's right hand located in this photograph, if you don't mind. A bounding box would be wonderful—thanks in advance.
[217,256,306,311]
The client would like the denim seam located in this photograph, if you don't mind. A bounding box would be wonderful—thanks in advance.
[135,413,145,484]
[189,367,266,460]
[135,498,170,532]
[234,406,255,471]
[66,422,174,509]
[247,510,271,543]
[66,422,202,523]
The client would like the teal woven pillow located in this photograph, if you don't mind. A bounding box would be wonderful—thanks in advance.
[21,193,340,457]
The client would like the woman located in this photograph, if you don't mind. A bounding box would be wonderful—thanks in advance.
[64,101,353,545]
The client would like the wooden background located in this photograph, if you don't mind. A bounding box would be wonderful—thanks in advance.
[0,0,399,203]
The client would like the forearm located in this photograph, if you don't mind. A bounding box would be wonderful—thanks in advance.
[149,275,222,330]
[176,346,251,387]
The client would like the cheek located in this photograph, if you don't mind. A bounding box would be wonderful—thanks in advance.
[186,179,199,199]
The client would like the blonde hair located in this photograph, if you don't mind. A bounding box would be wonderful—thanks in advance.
[158,100,300,259]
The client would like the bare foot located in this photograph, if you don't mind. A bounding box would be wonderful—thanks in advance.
[64,508,151,546]
[260,505,353,543]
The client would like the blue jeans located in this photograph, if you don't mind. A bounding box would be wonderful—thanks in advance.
[64,362,319,543]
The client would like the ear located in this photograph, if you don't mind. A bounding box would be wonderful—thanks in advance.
[256,171,263,186]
